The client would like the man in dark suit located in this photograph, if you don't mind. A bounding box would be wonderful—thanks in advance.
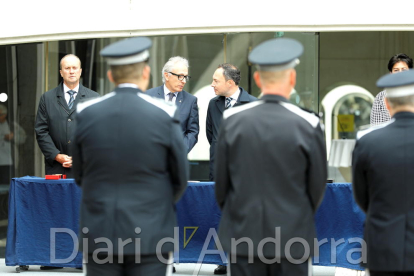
[206,63,256,182]
[72,37,188,276]
[215,38,327,276]
[35,54,99,178]
[353,69,414,276]
[146,56,199,153]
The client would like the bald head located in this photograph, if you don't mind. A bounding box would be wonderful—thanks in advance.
[59,54,82,88]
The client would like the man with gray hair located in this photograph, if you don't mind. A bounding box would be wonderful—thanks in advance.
[353,69,414,275]
[146,56,199,153]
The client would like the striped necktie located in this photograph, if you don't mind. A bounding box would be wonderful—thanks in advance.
[67,90,76,109]
[225,97,233,109]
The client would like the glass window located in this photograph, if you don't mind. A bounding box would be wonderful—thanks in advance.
[227,32,319,112]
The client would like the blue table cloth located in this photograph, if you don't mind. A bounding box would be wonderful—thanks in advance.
[6,177,365,270]
[6,176,82,268]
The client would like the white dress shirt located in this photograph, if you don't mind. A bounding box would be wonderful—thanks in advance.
[63,84,79,104]
[163,85,178,104]
[226,87,241,108]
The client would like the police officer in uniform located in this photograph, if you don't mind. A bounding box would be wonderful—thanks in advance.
[353,69,414,276]
[72,37,188,276]
[215,38,327,276]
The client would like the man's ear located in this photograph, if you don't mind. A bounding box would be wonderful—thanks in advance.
[107,70,114,83]
[289,69,296,88]
[143,65,151,80]
[384,97,392,112]
[253,71,262,89]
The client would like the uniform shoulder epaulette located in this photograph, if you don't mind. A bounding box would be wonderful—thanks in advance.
[77,92,115,114]
[138,93,177,118]
[298,106,321,118]
[279,101,320,128]
[223,101,264,120]
[356,119,395,140]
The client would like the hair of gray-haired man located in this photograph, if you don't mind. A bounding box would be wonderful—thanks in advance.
[161,56,189,83]
[386,94,414,108]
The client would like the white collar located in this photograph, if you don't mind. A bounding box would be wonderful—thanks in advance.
[118,83,139,88]
[163,84,179,96]
[63,83,79,93]
[227,87,240,101]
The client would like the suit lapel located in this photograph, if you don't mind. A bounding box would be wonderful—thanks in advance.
[155,86,164,100]
[175,91,183,110]
[234,88,249,107]
[215,96,225,114]
[56,83,70,114]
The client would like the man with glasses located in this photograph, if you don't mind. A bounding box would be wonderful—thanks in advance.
[146,56,199,153]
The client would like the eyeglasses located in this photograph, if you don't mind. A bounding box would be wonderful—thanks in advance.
[168,72,191,82]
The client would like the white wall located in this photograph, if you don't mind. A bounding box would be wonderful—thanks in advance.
[2,0,414,45]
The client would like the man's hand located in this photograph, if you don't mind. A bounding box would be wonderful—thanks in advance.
[55,154,72,166]
[4,132,13,141]
[62,160,72,168]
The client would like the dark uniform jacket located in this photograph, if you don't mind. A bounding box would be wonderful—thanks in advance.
[353,112,414,271]
[206,87,256,180]
[215,94,327,259]
[72,86,188,255]
[146,85,199,153]
[35,82,99,177]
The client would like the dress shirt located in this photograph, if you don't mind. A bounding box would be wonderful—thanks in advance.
[63,84,79,104]
[163,85,178,104]
[225,87,241,108]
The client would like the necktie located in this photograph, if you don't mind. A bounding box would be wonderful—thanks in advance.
[67,90,76,109]
[168,92,175,102]
[225,97,233,109]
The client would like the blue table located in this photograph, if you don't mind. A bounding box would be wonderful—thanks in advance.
[6,177,365,270]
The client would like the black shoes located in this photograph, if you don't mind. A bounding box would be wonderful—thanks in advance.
[173,265,176,273]
[214,265,227,274]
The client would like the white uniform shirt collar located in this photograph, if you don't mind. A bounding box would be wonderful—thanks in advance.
[118,83,139,89]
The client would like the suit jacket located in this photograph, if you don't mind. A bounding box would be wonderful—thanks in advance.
[72,86,188,255]
[146,85,199,153]
[353,112,414,271]
[35,82,99,177]
[215,94,327,258]
[206,87,257,180]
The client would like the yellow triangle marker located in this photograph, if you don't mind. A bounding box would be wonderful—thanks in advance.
[183,227,199,248]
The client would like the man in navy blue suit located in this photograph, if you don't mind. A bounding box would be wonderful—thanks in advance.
[146,57,199,153]
[206,63,257,182]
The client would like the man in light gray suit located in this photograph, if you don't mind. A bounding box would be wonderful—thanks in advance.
[146,56,199,153]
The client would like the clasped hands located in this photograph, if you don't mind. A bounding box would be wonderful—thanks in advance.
[55,154,72,168]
